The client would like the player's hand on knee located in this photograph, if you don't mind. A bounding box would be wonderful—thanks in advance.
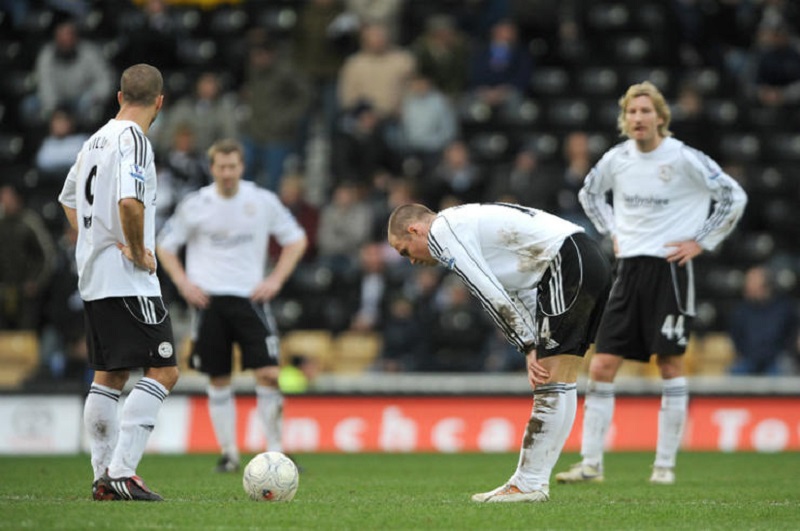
[525,348,550,388]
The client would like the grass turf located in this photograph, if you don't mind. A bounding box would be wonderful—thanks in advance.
[0,452,797,530]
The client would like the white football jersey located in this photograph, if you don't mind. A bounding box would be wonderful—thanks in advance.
[427,203,583,352]
[579,137,747,258]
[59,119,161,300]
[157,181,305,297]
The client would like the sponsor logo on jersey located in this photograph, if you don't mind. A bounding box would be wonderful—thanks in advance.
[622,193,670,208]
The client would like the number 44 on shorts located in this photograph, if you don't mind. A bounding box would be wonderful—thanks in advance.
[661,314,687,346]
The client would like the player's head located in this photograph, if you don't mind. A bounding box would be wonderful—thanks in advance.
[617,81,671,141]
[207,138,245,197]
[119,64,164,123]
[387,203,438,266]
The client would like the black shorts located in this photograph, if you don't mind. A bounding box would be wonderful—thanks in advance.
[190,296,280,377]
[84,296,176,371]
[595,256,696,361]
[532,232,613,359]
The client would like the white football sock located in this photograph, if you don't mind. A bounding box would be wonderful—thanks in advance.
[510,383,572,493]
[108,377,168,478]
[84,383,121,481]
[256,385,283,452]
[208,385,238,461]
[581,381,615,469]
[655,376,688,468]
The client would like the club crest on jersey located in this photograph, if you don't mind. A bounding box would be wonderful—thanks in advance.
[129,164,145,181]
[658,164,673,182]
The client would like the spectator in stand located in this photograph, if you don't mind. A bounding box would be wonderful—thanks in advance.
[729,265,799,375]
[488,146,558,210]
[35,108,90,179]
[118,0,181,71]
[240,40,312,192]
[424,140,485,208]
[269,174,320,263]
[751,19,800,107]
[464,19,532,122]
[155,72,238,158]
[331,101,397,188]
[292,0,349,138]
[345,0,404,43]
[0,184,57,330]
[23,19,114,127]
[411,15,470,100]
[350,242,390,332]
[380,294,428,372]
[317,181,373,276]
[37,222,88,384]
[556,132,599,240]
[161,125,211,202]
[426,273,493,372]
[338,23,416,120]
[398,72,459,173]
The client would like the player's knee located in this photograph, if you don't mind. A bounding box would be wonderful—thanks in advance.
[147,365,180,390]
[657,356,684,379]
[254,366,279,388]
[588,354,621,382]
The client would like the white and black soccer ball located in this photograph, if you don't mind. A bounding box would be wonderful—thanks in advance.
[242,451,299,502]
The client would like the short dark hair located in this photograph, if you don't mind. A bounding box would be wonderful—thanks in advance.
[207,138,244,164]
[387,203,435,239]
[120,64,163,106]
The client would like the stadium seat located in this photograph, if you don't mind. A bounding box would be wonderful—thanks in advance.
[586,4,631,32]
[547,98,591,129]
[693,333,735,376]
[612,35,652,64]
[622,67,673,95]
[718,133,760,162]
[209,8,249,35]
[0,331,39,388]
[0,134,24,162]
[704,99,740,127]
[522,133,560,161]
[176,38,218,66]
[578,67,620,96]
[529,67,570,97]
[468,132,514,163]
[281,330,334,372]
[331,331,382,374]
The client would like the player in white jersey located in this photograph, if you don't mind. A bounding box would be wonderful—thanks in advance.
[58,64,178,501]
[555,81,748,486]
[157,139,307,473]
[388,202,613,502]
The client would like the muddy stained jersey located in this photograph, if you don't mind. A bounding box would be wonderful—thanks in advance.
[426,203,584,352]
[578,137,747,258]
[59,119,161,301]
[156,181,305,297]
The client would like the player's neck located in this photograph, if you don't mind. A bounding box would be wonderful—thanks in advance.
[635,134,664,153]
[116,106,153,135]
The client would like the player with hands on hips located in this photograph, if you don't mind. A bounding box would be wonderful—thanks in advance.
[59,63,178,502]
[555,81,747,486]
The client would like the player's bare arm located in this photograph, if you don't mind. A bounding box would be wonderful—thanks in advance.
[156,245,209,308]
[664,240,703,266]
[118,197,156,274]
[251,236,307,302]
[62,204,78,231]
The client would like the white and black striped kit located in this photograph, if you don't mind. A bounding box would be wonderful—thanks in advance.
[579,137,747,258]
[427,203,610,355]
[58,119,161,301]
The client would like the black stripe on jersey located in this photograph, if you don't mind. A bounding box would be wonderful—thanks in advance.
[695,182,733,243]
[579,169,608,231]
[489,202,538,217]
[430,220,529,351]
[135,180,145,202]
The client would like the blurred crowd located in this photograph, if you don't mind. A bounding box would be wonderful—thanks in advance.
[1,0,799,387]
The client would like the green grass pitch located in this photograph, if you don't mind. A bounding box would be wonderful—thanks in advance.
[1,452,797,530]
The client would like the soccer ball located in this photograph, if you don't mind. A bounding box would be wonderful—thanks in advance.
[242,451,299,502]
